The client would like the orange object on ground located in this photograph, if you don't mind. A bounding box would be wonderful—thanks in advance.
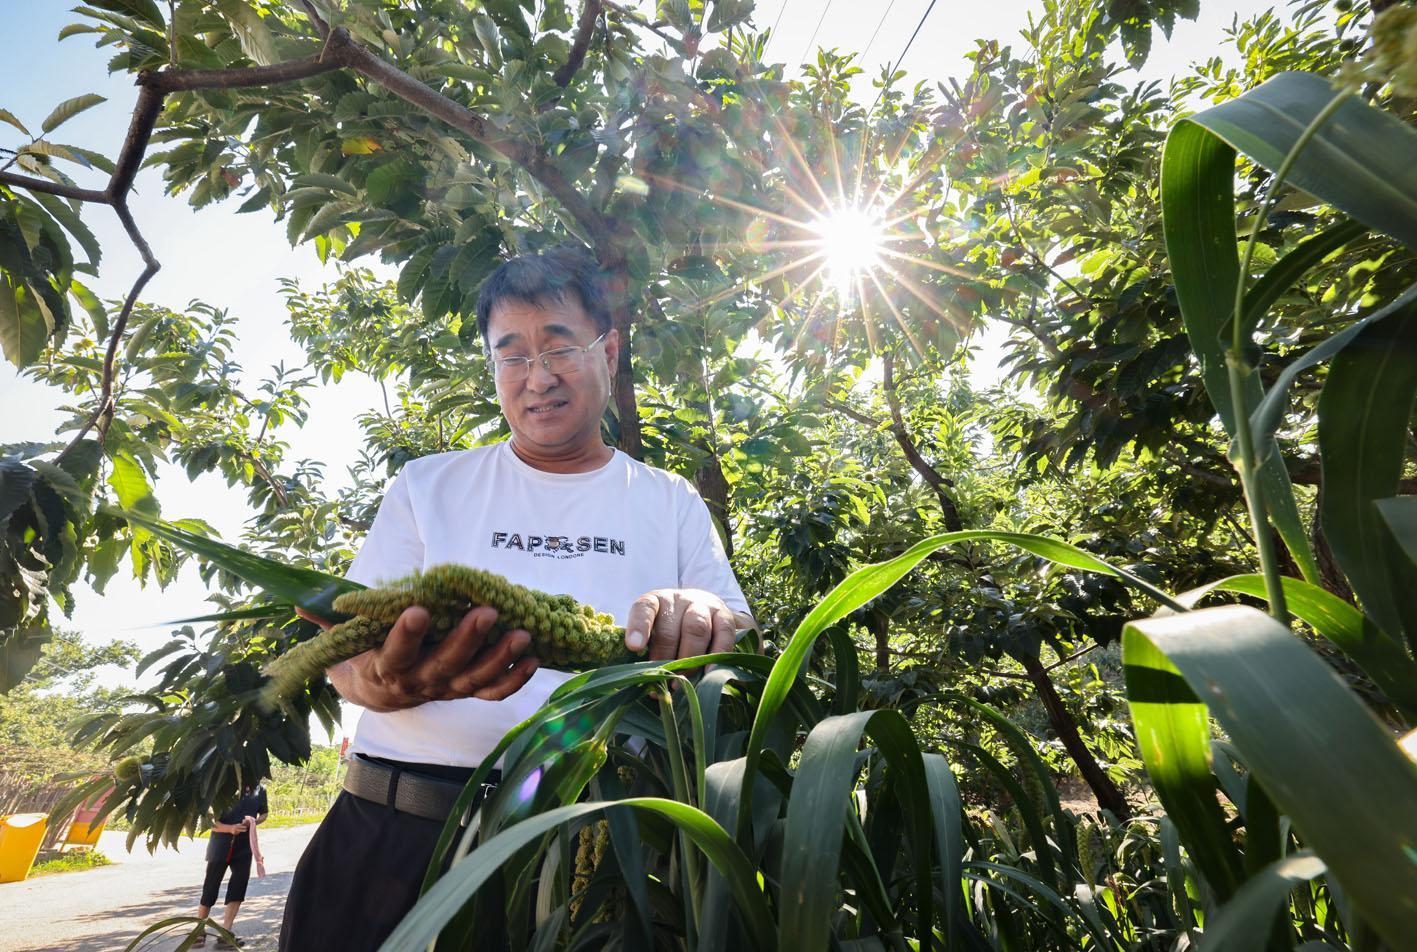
[64,786,114,848]
[0,813,49,882]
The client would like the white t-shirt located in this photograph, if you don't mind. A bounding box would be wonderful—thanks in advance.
[344,441,749,766]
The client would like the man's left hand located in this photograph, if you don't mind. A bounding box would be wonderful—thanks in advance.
[625,588,742,661]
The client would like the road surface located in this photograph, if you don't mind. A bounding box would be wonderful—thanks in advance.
[0,823,318,952]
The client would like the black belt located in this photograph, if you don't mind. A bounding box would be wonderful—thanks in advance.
[343,754,500,825]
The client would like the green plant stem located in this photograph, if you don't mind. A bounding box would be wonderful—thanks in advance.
[1227,88,1352,626]
[659,689,701,939]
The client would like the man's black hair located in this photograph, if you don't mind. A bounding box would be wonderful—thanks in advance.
[475,244,613,347]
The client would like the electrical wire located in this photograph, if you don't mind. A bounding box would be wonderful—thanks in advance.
[762,0,792,59]
[799,0,827,68]
[869,0,938,114]
[860,0,896,64]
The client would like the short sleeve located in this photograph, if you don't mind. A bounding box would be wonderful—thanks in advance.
[676,487,750,616]
[256,786,269,815]
[347,468,425,586]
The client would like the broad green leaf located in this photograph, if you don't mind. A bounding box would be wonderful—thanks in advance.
[385,799,774,952]
[1125,605,1417,946]
[1203,852,1326,952]
[1195,574,1417,721]
[1250,282,1417,452]
[215,0,278,66]
[1376,497,1417,576]
[41,94,106,134]
[1161,115,1319,584]
[103,506,362,619]
[0,273,51,368]
[1233,219,1367,341]
[31,191,102,269]
[1319,300,1417,650]
[107,451,158,516]
[1124,615,1245,901]
[741,529,1181,840]
[0,456,36,526]
[779,710,935,950]
[1184,73,1417,250]
[69,280,107,338]
[922,753,965,948]
[85,0,166,29]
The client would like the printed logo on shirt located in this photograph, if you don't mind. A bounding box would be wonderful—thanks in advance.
[491,532,626,560]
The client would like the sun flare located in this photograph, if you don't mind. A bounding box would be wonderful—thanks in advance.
[810,205,886,297]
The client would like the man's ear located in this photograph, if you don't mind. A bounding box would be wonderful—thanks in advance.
[602,327,620,377]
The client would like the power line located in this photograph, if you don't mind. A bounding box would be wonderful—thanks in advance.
[798,0,835,68]
[763,0,791,59]
[860,0,896,63]
[869,0,938,114]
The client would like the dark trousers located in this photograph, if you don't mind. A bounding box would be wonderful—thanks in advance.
[201,836,252,906]
[279,762,495,952]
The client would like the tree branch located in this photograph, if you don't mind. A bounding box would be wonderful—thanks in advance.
[553,0,603,87]
[60,201,160,457]
[883,350,964,531]
[319,29,615,251]
[0,173,106,202]
[142,53,342,93]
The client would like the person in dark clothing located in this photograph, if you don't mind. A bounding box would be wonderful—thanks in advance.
[197,784,268,948]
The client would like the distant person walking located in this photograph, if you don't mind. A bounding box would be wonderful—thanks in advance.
[196,783,268,948]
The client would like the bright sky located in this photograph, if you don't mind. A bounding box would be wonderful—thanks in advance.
[1,1,1275,711]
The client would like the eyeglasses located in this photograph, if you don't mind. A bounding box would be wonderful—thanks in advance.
[490,331,609,383]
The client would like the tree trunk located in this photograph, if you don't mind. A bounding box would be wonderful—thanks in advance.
[1017,652,1132,820]
[606,268,643,460]
[694,452,733,559]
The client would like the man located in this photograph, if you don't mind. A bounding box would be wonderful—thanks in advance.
[279,244,751,951]
[196,782,267,948]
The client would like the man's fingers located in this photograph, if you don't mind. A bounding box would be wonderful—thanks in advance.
[708,606,736,656]
[648,593,685,661]
[423,606,499,679]
[625,592,662,653]
[442,628,532,697]
[677,601,713,659]
[375,606,430,674]
[472,655,541,701]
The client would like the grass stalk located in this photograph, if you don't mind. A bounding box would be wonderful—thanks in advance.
[659,687,702,939]
[1227,88,1353,626]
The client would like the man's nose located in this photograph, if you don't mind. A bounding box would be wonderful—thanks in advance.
[524,359,560,391]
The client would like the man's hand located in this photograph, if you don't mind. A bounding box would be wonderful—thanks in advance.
[624,588,745,662]
[297,605,539,712]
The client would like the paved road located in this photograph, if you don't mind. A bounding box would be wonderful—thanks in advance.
[0,824,318,952]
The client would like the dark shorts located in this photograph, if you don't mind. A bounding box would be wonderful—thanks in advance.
[201,834,252,907]
[278,762,495,952]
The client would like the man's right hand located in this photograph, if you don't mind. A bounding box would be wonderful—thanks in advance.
[296,604,539,713]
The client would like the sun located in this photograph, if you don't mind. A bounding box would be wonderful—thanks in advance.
[810,205,886,297]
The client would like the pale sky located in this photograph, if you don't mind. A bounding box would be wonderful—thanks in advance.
[1,0,1275,714]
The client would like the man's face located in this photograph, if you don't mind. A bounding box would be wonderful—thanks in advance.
[486,293,618,459]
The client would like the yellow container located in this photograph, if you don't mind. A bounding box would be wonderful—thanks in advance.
[0,813,49,883]
[64,820,105,848]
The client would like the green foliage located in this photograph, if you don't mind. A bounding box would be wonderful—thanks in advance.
[1,0,1415,948]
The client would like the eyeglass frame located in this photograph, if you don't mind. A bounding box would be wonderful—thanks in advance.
[488,330,610,383]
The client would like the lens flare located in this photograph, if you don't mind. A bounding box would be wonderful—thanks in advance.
[811,206,885,297]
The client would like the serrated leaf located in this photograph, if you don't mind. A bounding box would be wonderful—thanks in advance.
[69,280,108,339]
[108,450,159,516]
[0,108,30,136]
[41,94,107,135]
[215,0,278,66]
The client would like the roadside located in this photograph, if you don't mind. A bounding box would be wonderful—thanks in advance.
[0,823,319,951]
